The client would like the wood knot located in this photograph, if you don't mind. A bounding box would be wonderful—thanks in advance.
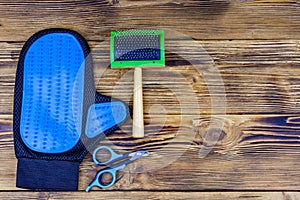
[203,128,226,146]
[192,116,236,150]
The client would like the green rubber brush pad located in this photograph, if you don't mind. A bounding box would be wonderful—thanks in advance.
[110,30,165,68]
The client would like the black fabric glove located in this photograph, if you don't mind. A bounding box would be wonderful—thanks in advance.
[13,29,129,190]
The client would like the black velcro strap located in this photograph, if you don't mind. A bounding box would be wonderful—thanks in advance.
[17,158,79,191]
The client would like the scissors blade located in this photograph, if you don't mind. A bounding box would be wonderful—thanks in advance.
[129,150,149,161]
[105,150,149,170]
[105,153,130,165]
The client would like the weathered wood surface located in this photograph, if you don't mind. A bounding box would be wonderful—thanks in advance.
[1,40,300,115]
[0,0,299,41]
[1,192,300,200]
[1,39,300,190]
[0,0,300,198]
[2,114,300,190]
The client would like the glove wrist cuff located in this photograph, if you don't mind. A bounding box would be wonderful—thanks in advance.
[16,158,80,190]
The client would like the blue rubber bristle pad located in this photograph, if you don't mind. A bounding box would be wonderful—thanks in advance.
[20,33,85,153]
[85,102,127,138]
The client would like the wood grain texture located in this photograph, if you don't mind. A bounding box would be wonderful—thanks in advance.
[1,40,300,115]
[78,114,300,190]
[1,39,300,190]
[0,0,299,41]
[0,0,300,196]
[0,192,300,200]
[1,114,300,190]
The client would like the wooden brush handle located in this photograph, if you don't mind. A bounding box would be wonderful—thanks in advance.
[132,67,144,138]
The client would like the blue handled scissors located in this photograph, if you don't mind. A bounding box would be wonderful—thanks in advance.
[85,146,149,192]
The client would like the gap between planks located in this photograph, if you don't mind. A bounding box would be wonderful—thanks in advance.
[0,191,299,200]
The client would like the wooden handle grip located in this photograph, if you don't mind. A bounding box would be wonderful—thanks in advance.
[132,67,144,138]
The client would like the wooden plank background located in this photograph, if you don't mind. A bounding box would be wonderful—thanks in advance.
[0,0,300,199]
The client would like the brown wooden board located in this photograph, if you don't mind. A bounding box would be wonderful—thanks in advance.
[0,0,300,197]
[0,0,299,41]
[0,192,299,200]
[1,114,300,190]
[1,40,300,115]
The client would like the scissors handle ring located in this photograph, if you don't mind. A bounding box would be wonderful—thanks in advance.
[95,168,117,189]
[93,146,120,166]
